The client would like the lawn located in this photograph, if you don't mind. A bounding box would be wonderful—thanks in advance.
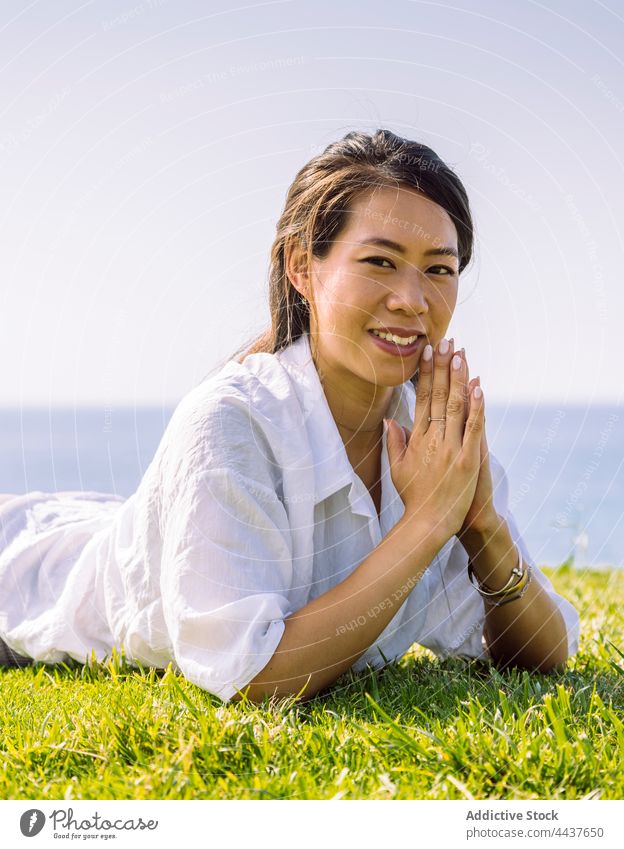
[1,565,622,800]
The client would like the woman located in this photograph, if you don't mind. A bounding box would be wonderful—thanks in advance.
[0,129,579,703]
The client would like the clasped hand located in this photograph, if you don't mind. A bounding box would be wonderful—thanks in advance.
[385,338,499,541]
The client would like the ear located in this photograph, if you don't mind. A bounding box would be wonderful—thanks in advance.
[284,236,311,299]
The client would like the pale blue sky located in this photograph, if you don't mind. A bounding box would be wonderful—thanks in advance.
[1,0,622,406]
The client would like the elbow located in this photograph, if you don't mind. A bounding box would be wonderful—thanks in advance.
[228,686,268,705]
[228,673,282,705]
[489,645,570,675]
[539,631,571,673]
[485,611,572,674]
[544,659,569,675]
[228,662,320,704]
[229,678,317,705]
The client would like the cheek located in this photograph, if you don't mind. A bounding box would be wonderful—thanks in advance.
[323,276,377,314]
[432,285,458,317]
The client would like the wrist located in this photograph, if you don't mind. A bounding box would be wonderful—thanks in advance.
[458,511,506,550]
[458,515,520,592]
[396,513,453,555]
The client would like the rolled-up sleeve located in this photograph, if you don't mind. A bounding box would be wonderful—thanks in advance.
[158,392,294,702]
[417,451,580,664]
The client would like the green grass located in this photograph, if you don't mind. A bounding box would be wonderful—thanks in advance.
[1,565,623,800]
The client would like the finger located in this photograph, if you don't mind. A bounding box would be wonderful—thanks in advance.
[480,424,488,472]
[429,337,454,431]
[459,348,470,421]
[445,350,468,446]
[479,407,489,471]
[466,377,478,423]
[462,382,486,463]
[414,342,434,436]
[385,418,407,467]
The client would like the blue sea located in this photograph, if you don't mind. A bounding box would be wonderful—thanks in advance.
[0,404,622,569]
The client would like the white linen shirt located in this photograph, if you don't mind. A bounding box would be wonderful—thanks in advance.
[0,331,580,702]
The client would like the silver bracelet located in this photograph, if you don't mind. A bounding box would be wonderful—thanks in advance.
[467,541,525,597]
[485,566,533,607]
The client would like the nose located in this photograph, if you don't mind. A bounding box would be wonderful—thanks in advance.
[385,272,429,314]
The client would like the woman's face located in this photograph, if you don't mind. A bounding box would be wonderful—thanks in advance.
[304,185,460,391]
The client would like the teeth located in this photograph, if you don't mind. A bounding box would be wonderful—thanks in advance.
[371,329,419,346]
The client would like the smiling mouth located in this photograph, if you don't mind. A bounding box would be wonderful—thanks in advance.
[368,329,423,348]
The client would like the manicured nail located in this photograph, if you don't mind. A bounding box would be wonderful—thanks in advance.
[474,386,483,399]
[422,344,433,361]
[438,338,449,355]
[452,354,462,370]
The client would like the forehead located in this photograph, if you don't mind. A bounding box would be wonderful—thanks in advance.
[341,185,457,250]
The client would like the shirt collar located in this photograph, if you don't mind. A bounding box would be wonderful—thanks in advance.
[277,331,416,506]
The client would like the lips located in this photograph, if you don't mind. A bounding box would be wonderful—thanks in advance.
[368,330,424,356]
[372,326,426,336]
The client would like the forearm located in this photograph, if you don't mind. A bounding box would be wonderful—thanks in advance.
[459,517,569,673]
[235,517,447,703]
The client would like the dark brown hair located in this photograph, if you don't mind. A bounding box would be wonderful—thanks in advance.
[209,128,474,387]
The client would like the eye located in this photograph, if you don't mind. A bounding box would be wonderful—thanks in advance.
[428,265,457,276]
[361,256,396,269]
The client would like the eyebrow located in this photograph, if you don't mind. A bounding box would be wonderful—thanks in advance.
[356,237,459,260]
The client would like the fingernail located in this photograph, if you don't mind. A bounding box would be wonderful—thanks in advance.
[422,344,433,361]
[438,338,449,355]
[460,347,465,358]
[474,386,483,399]
[452,354,462,370]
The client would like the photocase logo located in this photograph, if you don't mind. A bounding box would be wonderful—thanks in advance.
[19,809,46,837]
[17,807,159,838]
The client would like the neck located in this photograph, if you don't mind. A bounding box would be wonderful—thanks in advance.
[315,365,393,455]
[307,332,400,453]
